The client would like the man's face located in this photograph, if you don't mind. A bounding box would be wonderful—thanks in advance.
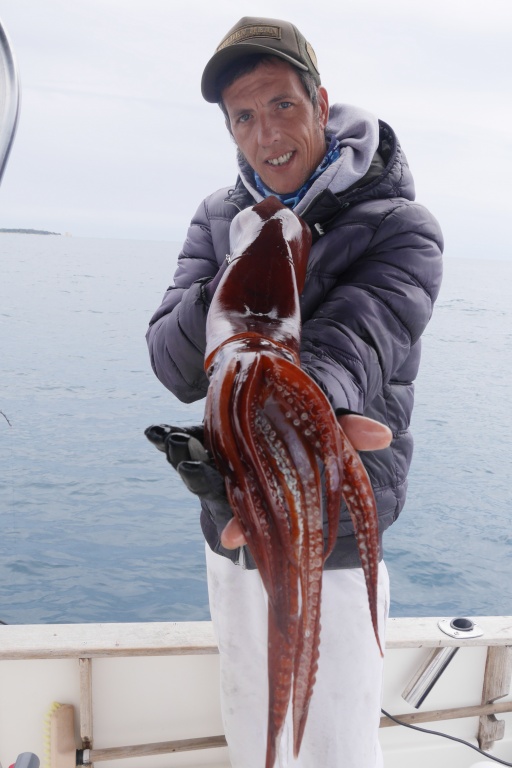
[222,58,329,195]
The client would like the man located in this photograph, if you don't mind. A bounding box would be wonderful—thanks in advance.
[147,16,443,768]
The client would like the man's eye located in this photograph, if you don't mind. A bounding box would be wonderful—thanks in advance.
[278,101,292,110]
[237,113,251,123]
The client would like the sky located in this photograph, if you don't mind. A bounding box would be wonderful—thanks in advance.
[0,0,510,259]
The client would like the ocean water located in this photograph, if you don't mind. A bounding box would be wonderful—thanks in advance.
[0,234,511,625]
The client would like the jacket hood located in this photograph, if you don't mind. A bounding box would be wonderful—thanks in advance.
[295,103,380,214]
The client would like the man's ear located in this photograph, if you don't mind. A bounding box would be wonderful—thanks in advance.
[217,100,234,137]
[317,86,329,130]
[225,115,234,137]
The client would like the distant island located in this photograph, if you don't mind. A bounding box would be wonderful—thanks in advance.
[0,228,62,235]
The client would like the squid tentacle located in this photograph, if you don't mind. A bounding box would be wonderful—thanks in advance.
[263,357,344,559]
[253,361,332,757]
[223,350,330,765]
[232,355,302,766]
[266,603,297,768]
[207,353,279,603]
[339,428,384,657]
[240,355,300,654]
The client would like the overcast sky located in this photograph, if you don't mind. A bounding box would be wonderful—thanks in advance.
[0,0,510,259]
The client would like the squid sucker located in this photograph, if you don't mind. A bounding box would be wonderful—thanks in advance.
[203,196,382,768]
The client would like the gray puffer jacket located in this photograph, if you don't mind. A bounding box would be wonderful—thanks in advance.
[147,109,443,569]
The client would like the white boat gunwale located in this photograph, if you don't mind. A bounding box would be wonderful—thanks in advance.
[1,616,512,660]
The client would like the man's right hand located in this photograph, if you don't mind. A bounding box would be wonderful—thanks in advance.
[144,422,233,517]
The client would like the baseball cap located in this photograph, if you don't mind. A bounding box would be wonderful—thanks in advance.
[201,16,321,103]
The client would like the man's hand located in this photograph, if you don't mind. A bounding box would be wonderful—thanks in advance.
[220,414,392,550]
[337,413,392,452]
[144,423,234,534]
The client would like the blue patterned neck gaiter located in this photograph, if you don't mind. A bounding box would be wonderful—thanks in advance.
[253,135,341,209]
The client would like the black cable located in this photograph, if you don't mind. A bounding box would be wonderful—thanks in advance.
[381,708,512,766]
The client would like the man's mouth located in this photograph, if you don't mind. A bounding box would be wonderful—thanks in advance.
[266,151,294,167]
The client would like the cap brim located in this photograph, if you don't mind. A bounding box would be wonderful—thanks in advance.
[201,43,308,103]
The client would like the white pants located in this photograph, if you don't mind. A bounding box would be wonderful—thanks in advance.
[206,544,390,768]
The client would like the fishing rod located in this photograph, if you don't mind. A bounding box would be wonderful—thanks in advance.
[0,16,20,183]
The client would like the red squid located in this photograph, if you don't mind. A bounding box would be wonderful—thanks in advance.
[203,196,382,768]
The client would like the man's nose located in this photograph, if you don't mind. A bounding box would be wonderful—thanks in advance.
[257,115,279,146]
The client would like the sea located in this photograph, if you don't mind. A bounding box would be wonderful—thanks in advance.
[1,233,511,625]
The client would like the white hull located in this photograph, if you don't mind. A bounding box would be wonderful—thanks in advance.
[1,617,511,768]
